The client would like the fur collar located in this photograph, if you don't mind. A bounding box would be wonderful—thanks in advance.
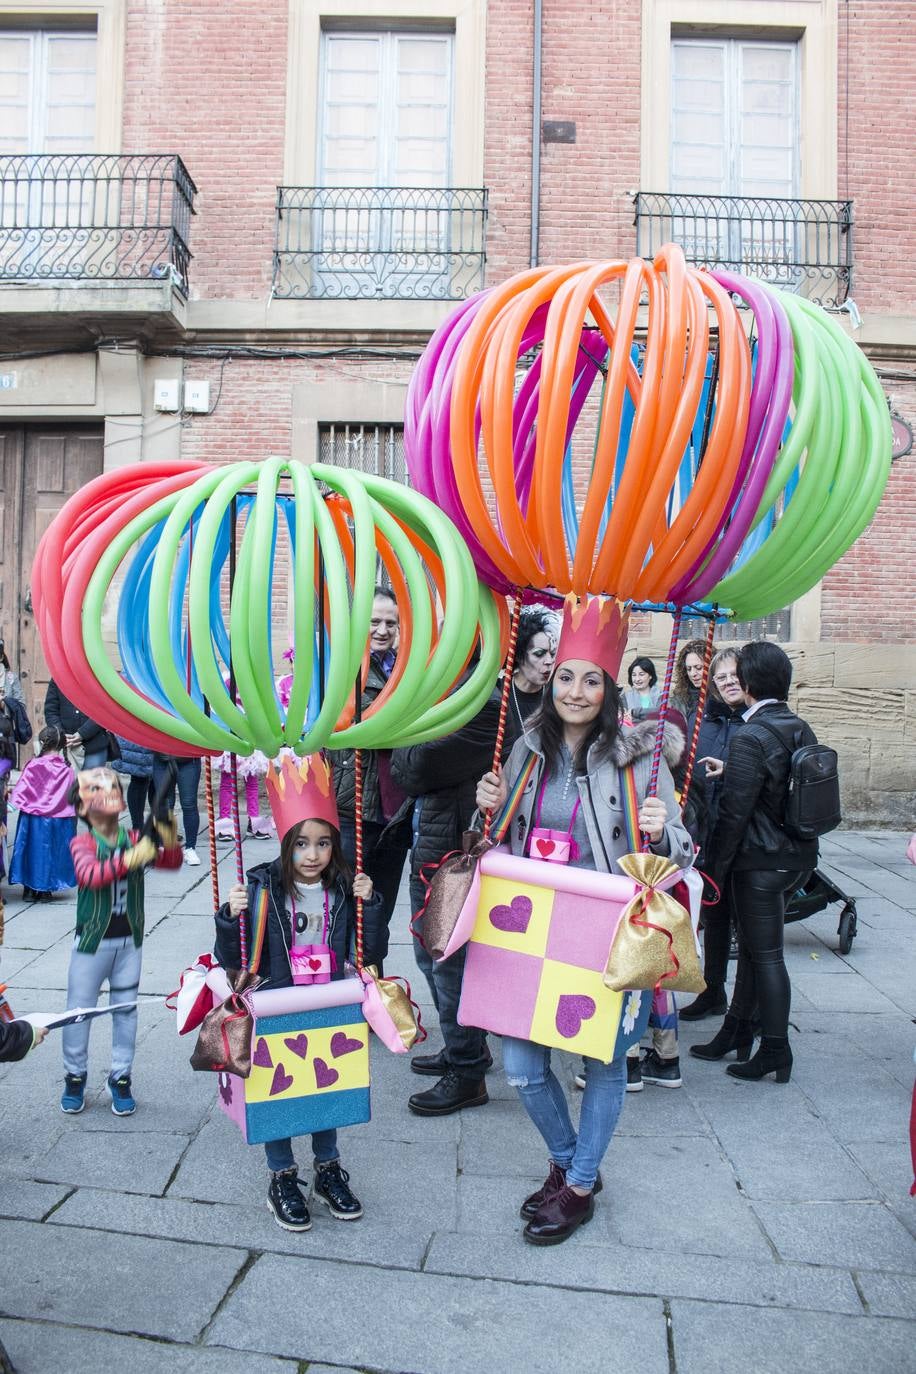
[607,717,685,769]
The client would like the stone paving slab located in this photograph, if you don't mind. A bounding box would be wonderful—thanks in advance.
[35,1124,191,1194]
[749,1200,916,1273]
[0,1321,300,1374]
[854,1270,916,1319]
[423,1231,864,1314]
[0,1219,246,1341]
[0,1177,71,1220]
[50,1186,433,1270]
[669,1299,915,1374]
[208,1253,671,1374]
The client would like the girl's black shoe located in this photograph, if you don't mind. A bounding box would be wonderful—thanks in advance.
[726,1037,793,1083]
[267,1167,311,1231]
[689,1014,755,1062]
[313,1160,363,1220]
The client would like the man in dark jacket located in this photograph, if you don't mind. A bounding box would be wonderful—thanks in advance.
[391,680,514,1116]
[691,642,817,1083]
[44,680,110,768]
[333,589,412,970]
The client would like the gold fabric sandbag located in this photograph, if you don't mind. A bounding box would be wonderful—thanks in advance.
[603,853,706,994]
[363,965,422,1050]
[189,969,261,1077]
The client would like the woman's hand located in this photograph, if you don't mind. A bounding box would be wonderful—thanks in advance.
[638,795,667,844]
[227,884,248,918]
[352,872,374,902]
[698,755,724,779]
[476,769,507,814]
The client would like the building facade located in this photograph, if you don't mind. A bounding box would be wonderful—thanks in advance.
[0,0,913,821]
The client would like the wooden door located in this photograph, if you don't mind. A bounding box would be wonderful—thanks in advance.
[0,425,104,730]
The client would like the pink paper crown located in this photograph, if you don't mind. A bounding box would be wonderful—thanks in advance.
[555,595,630,680]
[265,753,340,841]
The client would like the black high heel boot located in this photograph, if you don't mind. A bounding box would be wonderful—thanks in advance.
[689,1014,754,1062]
[726,1036,792,1083]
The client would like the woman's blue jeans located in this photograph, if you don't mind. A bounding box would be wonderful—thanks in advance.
[502,1036,626,1190]
[264,1131,338,1173]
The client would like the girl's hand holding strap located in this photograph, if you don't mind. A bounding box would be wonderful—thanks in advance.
[476,769,507,814]
[638,795,667,844]
[227,883,248,918]
[352,872,374,902]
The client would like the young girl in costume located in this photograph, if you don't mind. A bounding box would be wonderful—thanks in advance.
[214,753,383,1233]
[9,726,77,900]
[476,597,693,1246]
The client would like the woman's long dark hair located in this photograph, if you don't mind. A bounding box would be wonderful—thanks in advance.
[533,671,623,775]
[279,819,352,897]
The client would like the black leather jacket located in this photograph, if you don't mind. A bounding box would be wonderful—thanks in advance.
[708,701,818,886]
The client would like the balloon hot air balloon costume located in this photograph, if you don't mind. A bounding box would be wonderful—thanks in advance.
[31,455,512,1144]
[404,245,892,1053]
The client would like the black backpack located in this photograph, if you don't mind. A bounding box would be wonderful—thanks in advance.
[755,718,841,841]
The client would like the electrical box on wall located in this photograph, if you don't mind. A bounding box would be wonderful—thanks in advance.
[154,378,180,412]
[184,380,210,413]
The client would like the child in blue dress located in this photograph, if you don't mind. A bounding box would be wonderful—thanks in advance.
[10,727,77,900]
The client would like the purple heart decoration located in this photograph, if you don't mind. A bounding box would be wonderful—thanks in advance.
[555,993,597,1039]
[284,1033,309,1059]
[330,1031,362,1058]
[313,1057,340,1089]
[252,1037,273,1069]
[489,894,533,935]
[269,1062,294,1096]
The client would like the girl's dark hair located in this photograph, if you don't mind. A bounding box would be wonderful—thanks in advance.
[671,638,711,703]
[534,671,622,774]
[39,725,67,758]
[627,655,657,687]
[516,608,553,664]
[279,818,352,896]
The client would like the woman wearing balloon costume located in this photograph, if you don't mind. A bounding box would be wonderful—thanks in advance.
[475,598,692,1245]
[214,754,383,1232]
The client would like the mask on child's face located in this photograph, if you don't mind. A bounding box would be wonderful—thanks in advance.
[77,768,123,815]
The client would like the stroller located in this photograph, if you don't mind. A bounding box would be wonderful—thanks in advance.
[785,869,858,955]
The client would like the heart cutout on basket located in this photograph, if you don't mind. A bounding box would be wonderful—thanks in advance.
[555,993,596,1039]
[314,1057,340,1089]
[330,1031,362,1058]
[252,1037,273,1069]
[489,894,532,934]
[269,1063,294,1096]
[284,1033,309,1059]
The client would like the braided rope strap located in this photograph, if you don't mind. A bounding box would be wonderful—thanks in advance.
[354,747,364,970]
[203,757,220,914]
[679,612,717,810]
[642,607,683,853]
[482,592,522,843]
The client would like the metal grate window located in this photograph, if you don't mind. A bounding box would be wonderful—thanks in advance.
[318,423,408,485]
[681,610,792,643]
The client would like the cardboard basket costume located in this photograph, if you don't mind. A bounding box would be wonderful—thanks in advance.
[209,970,370,1145]
[457,850,654,1061]
[214,754,372,1143]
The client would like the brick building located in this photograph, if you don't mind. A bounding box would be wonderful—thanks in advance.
[0,0,913,820]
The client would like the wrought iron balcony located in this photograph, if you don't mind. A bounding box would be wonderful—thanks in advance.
[634,192,853,308]
[273,186,487,301]
[0,154,196,294]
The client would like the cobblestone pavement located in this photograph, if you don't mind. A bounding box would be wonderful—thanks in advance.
[0,828,914,1374]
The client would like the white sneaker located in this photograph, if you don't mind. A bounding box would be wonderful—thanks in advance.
[183,847,201,866]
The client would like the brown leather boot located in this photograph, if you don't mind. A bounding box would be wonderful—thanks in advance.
[523,1184,595,1245]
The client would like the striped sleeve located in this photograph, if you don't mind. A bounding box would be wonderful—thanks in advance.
[69,832,130,890]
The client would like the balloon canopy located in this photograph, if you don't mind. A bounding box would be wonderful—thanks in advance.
[405,244,891,619]
[32,457,508,757]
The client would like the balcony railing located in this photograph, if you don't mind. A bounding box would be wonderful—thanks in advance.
[273,186,487,301]
[634,192,853,308]
[0,154,197,294]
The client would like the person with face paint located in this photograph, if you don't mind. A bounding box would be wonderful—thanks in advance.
[59,767,182,1116]
[475,599,693,1245]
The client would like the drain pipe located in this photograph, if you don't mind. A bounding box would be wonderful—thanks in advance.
[530,0,543,267]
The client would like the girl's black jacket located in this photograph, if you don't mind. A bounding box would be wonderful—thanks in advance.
[214,859,385,987]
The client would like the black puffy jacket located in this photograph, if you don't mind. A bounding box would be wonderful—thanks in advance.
[213,859,385,985]
[708,702,818,886]
[390,684,513,878]
[44,681,110,758]
[331,652,389,824]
